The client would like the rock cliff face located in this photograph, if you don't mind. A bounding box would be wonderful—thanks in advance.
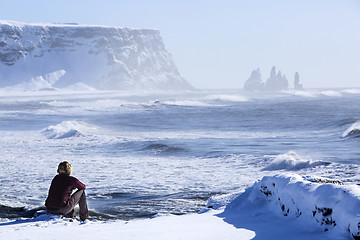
[0,21,192,90]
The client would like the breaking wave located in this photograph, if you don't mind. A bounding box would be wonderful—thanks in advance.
[341,89,360,94]
[112,141,185,156]
[140,143,185,155]
[291,91,320,98]
[41,121,100,139]
[320,90,342,97]
[263,151,330,171]
[342,121,360,138]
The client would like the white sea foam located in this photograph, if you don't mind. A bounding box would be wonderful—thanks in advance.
[290,90,342,98]
[263,151,329,171]
[41,121,100,139]
[162,100,215,107]
[341,88,360,94]
[320,91,342,97]
[291,91,320,98]
[342,120,360,138]
[205,94,248,102]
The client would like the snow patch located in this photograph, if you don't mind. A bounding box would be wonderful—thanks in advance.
[204,192,241,211]
[44,70,67,85]
[222,174,360,239]
[63,82,97,91]
[2,70,66,91]
[0,209,254,240]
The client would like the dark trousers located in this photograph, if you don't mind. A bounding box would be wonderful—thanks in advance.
[47,189,89,221]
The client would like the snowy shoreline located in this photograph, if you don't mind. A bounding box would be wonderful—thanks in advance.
[1,174,360,240]
[1,89,360,239]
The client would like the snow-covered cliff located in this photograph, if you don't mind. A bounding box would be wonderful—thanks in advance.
[0,21,193,91]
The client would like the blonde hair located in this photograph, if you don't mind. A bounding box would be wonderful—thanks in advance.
[57,161,72,175]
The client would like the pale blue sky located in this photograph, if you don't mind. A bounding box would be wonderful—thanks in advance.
[1,0,359,89]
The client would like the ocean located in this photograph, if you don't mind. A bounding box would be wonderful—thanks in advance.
[0,89,359,220]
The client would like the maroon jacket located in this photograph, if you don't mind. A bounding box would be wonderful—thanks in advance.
[45,174,86,208]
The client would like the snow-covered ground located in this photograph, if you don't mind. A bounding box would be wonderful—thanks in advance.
[1,174,359,240]
[0,210,254,240]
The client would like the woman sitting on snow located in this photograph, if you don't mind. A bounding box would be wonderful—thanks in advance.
[45,161,89,221]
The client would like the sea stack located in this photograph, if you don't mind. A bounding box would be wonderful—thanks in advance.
[294,72,303,90]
